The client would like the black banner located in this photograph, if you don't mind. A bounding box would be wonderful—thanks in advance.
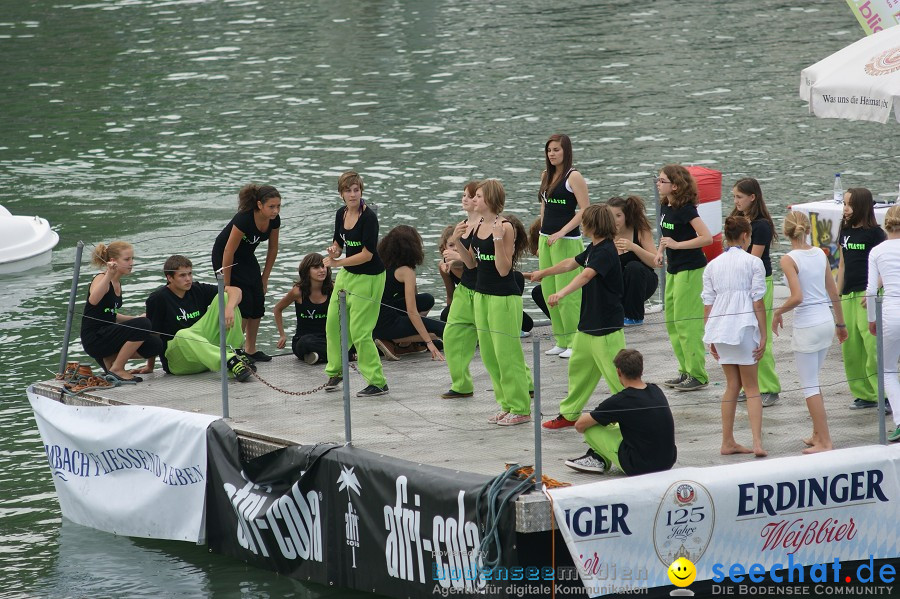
[205,421,522,598]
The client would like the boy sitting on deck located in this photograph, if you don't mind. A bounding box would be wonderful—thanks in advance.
[565,349,677,476]
[143,255,252,381]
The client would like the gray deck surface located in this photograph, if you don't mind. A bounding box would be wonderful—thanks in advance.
[34,293,893,530]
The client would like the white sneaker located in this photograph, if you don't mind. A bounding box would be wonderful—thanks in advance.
[545,346,565,356]
[559,348,573,358]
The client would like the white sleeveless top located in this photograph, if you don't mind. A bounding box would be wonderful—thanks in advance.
[787,247,832,328]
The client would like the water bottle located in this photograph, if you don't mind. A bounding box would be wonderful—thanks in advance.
[833,173,843,204]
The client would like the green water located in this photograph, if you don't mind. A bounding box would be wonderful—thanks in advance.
[2,0,898,596]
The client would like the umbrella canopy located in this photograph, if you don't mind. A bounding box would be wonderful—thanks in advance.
[800,24,900,124]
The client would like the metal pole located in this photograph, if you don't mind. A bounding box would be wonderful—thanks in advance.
[876,295,886,445]
[58,241,85,374]
[654,178,665,307]
[340,290,352,445]
[532,336,542,491]
[216,272,230,419]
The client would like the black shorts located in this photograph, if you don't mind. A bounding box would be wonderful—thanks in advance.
[82,317,163,361]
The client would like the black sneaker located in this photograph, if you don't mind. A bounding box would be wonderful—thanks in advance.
[850,398,877,410]
[249,350,272,362]
[761,393,780,408]
[324,376,342,392]
[440,389,473,399]
[357,384,389,397]
[238,354,257,372]
[675,376,708,392]
[227,356,252,382]
[737,390,747,403]
[663,373,687,388]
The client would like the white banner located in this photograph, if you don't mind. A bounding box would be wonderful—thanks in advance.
[846,0,900,35]
[28,387,219,543]
[548,445,900,596]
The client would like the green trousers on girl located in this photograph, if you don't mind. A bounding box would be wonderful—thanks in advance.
[443,285,478,394]
[558,330,626,421]
[165,292,245,375]
[756,277,781,394]
[325,269,387,388]
[841,290,878,402]
[664,268,708,383]
[474,293,532,416]
[539,236,583,349]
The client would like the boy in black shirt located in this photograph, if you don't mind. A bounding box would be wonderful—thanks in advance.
[565,349,677,476]
[144,255,251,381]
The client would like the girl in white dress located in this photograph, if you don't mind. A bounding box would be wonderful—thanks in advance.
[702,216,767,457]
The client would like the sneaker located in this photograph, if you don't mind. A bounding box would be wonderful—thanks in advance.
[886,403,893,415]
[850,398,877,410]
[249,350,272,362]
[623,318,644,327]
[675,376,708,392]
[497,413,532,426]
[564,449,608,474]
[324,376,343,392]
[488,411,509,424]
[663,373,687,388]
[394,342,427,356]
[520,330,531,338]
[238,354,257,372]
[761,393,780,408]
[889,426,900,443]
[357,384,389,397]
[227,356,252,382]
[542,414,576,430]
[302,352,319,365]
[559,348,573,359]
[545,346,565,356]
[441,389,474,399]
[374,339,399,361]
[737,390,747,403]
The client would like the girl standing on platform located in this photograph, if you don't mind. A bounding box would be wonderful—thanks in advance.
[80,241,162,381]
[655,165,712,392]
[837,187,886,410]
[273,253,332,365]
[866,205,900,442]
[323,170,388,397]
[537,134,590,359]
[730,178,781,407]
[773,211,847,454]
[454,179,532,425]
[702,216,767,458]
[440,181,481,399]
[607,195,658,326]
[211,183,281,362]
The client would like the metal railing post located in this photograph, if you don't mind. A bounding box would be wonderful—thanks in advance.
[58,241,84,374]
[340,290,352,445]
[876,295,886,445]
[654,178,665,307]
[216,272,230,419]
[532,336,542,491]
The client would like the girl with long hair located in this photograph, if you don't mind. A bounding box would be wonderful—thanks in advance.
[273,253,333,365]
[537,134,590,358]
[211,183,281,362]
[655,165,712,392]
[702,216,767,457]
[837,187,886,409]
[773,211,847,453]
[607,195,658,326]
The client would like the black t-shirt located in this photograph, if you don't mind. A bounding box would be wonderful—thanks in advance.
[574,239,623,336]
[333,207,385,276]
[839,225,886,294]
[749,218,774,278]
[540,169,581,237]
[470,224,521,296]
[660,203,707,274]
[590,384,677,476]
[212,211,280,283]
[457,230,478,290]
[294,293,329,338]
[80,276,121,338]
[145,282,218,371]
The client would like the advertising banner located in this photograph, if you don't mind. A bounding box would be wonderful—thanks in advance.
[845,0,900,34]
[28,387,217,543]
[205,421,522,599]
[548,446,900,597]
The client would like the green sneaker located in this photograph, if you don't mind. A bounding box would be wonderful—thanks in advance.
[227,355,252,382]
[888,426,900,443]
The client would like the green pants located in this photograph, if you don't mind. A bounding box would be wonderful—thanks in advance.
[665,268,708,383]
[539,235,583,349]
[444,285,478,394]
[325,269,387,388]
[558,330,626,421]
[474,293,532,415]
[841,290,878,401]
[756,277,781,394]
[165,292,244,376]
[583,423,623,472]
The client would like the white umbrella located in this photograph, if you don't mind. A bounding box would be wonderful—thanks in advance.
[800,24,900,124]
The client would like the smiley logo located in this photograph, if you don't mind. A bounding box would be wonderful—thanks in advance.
[668,557,696,587]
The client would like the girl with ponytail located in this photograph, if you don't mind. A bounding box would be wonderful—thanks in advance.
[607,195,658,325]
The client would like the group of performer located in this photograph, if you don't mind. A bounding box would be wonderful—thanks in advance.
[78,133,900,479]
